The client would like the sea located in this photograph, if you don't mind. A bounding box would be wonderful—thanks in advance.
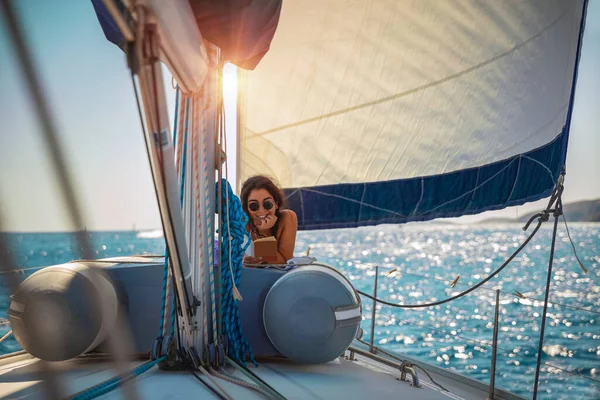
[1,223,599,399]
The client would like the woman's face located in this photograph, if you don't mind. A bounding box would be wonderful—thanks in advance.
[247,188,278,224]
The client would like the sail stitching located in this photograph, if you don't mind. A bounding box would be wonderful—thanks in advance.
[410,178,425,216]
[423,158,518,215]
[299,190,306,226]
[506,155,522,204]
[522,155,554,181]
[300,156,518,219]
[466,168,481,211]
[299,187,406,217]
[357,183,367,223]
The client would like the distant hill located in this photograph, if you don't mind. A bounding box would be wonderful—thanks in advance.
[519,198,600,223]
[474,199,600,224]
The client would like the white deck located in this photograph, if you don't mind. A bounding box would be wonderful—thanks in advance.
[0,347,524,400]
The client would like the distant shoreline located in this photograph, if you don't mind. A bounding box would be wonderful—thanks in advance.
[3,199,598,232]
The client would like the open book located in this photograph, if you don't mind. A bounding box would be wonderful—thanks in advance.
[247,236,278,263]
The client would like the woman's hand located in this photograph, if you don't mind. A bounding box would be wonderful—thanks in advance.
[255,214,278,231]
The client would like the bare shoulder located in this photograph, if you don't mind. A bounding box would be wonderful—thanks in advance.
[279,209,298,225]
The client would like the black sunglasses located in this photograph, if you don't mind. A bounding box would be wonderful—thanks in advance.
[248,200,275,212]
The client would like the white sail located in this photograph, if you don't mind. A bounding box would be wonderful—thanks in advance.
[239,0,587,229]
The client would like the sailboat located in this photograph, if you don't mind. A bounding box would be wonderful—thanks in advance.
[0,0,591,399]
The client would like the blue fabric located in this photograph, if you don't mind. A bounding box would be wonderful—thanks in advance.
[90,0,126,49]
[285,130,567,231]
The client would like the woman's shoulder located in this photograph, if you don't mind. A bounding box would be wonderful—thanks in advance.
[279,209,298,223]
[276,209,298,238]
[278,210,298,230]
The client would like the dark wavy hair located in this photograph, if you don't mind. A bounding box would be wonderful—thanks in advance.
[240,175,286,232]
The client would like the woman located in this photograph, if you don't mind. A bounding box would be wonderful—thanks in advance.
[240,175,297,264]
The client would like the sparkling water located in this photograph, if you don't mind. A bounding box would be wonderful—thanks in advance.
[1,223,598,399]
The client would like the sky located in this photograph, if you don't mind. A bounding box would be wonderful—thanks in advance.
[0,0,598,232]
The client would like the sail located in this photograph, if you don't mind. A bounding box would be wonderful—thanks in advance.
[91,0,209,93]
[239,0,588,230]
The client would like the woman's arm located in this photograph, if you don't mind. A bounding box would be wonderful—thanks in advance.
[275,210,298,263]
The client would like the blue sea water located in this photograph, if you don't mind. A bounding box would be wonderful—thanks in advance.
[1,223,599,399]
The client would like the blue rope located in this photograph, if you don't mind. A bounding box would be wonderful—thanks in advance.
[158,250,170,337]
[70,357,166,400]
[218,179,256,366]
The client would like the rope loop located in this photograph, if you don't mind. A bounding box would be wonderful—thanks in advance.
[218,179,256,366]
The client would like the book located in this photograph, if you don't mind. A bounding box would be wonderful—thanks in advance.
[252,236,278,263]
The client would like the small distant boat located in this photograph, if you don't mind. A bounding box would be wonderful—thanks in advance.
[136,229,164,239]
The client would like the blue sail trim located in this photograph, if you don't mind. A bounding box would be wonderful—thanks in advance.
[90,0,126,49]
[285,130,567,231]
[560,0,589,173]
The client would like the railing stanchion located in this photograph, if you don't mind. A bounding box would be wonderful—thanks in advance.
[369,265,379,354]
[488,289,500,400]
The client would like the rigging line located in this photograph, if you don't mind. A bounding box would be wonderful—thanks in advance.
[379,267,512,297]
[225,357,287,400]
[359,330,600,387]
[1,2,135,398]
[132,7,193,352]
[159,87,181,338]
[562,214,589,274]
[131,55,191,337]
[190,372,227,400]
[428,330,600,386]
[200,365,235,400]
[175,296,233,400]
[362,327,600,387]
[222,88,242,301]
[540,361,600,385]
[204,79,218,343]
[216,94,224,339]
[533,206,561,399]
[409,324,526,356]
[510,289,600,316]
[0,266,44,275]
[209,367,276,399]
[0,330,13,344]
[250,9,567,138]
[414,365,451,394]
[354,338,449,393]
[357,219,543,308]
[144,20,194,328]
[376,267,600,316]
[192,93,209,347]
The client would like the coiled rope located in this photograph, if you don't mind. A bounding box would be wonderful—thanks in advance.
[218,179,256,366]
